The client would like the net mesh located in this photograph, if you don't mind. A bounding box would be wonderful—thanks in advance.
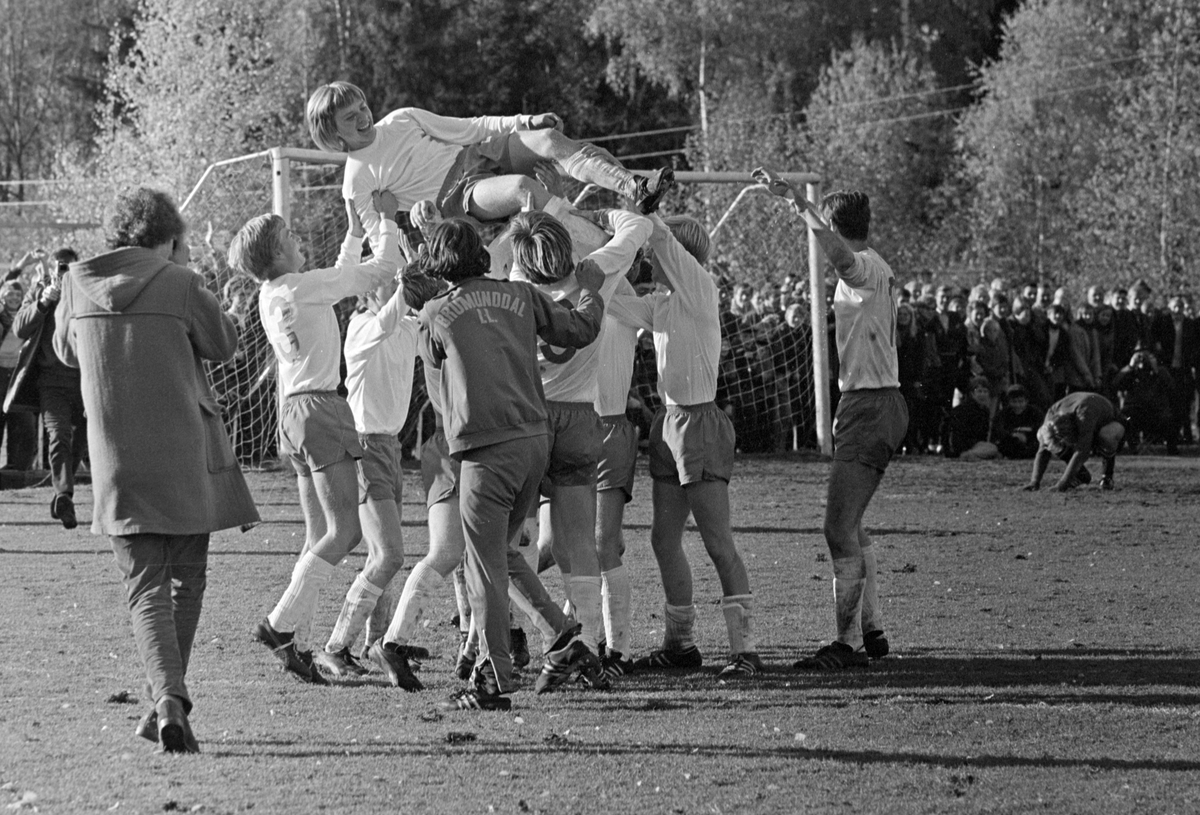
[172,157,822,464]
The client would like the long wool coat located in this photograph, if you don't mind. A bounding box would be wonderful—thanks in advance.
[53,247,259,536]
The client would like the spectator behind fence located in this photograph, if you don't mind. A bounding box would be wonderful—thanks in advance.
[11,248,86,528]
[52,187,259,753]
[1,279,37,471]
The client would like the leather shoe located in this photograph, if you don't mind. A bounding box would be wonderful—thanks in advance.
[50,494,78,530]
[155,695,200,754]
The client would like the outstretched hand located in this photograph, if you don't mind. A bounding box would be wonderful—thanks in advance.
[574,258,604,292]
[527,113,563,131]
[752,166,793,199]
[1021,482,1040,492]
[411,200,440,236]
[533,160,565,199]
[372,189,400,222]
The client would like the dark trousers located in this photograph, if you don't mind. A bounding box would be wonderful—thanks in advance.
[40,382,85,496]
[458,435,550,693]
[0,365,36,469]
[110,533,210,710]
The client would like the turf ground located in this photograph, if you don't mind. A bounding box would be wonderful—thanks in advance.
[2,452,1198,814]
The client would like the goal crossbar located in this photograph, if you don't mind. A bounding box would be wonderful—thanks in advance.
[258,146,833,455]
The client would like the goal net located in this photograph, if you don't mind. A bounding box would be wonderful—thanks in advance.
[176,149,831,470]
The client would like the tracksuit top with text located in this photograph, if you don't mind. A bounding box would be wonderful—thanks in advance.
[418,275,604,456]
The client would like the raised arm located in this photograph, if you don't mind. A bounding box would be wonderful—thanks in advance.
[532,263,605,349]
[585,209,652,277]
[187,277,240,363]
[51,278,78,369]
[752,166,859,279]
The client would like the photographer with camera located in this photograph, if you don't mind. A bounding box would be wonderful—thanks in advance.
[1113,345,1176,454]
[10,248,86,528]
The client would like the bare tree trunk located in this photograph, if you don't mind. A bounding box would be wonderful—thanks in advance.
[698,8,709,173]
[1157,1,1184,283]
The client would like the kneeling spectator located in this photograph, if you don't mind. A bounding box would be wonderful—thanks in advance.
[946,376,999,460]
[992,384,1043,459]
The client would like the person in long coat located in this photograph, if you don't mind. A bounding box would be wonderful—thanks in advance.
[53,188,258,753]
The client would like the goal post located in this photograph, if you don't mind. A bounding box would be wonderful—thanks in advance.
[178,147,833,463]
[263,149,834,455]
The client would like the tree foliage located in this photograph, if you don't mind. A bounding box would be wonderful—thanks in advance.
[959,0,1124,287]
[1073,0,1200,295]
[0,0,121,188]
[806,35,958,277]
[56,0,309,251]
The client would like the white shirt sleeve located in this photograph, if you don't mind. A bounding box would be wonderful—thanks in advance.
[607,293,655,331]
[587,210,652,277]
[404,108,528,146]
[646,214,716,317]
[297,220,402,305]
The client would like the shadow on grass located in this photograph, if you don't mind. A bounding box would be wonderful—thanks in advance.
[595,647,1200,708]
[198,739,1200,773]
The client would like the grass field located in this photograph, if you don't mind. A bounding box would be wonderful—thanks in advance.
[2,452,1199,814]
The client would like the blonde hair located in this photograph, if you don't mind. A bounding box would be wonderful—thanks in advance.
[306,81,368,152]
[505,211,574,285]
[228,214,286,281]
[663,215,710,265]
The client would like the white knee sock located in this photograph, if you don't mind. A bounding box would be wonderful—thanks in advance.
[559,570,574,618]
[507,581,558,651]
[601,566,632,657]
[721,594,756,656]
[452,561,470,633]
[364,582,398,652]
[663,603,696,650]
[860,546,883,635]
[326,573,384,652]
[385,561,443,645]
[832,556,867,649]
[569,575,604,652]
[267,551,335,651]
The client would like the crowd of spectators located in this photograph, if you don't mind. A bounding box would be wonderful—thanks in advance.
[641,270,1199,460]
[7,236,1195,474]
[889,278,1197,457]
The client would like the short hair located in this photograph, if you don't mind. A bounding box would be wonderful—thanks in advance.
[663,215,710,265]
[108,188,186,250]
[424,219,491,283]
[53,248,78,266]
[306,81,368,152]
[968,376,990,393]
[505,211,574,285]
[1005,383,1027,399]
[228,213,287,281]
[820,190,870,241]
